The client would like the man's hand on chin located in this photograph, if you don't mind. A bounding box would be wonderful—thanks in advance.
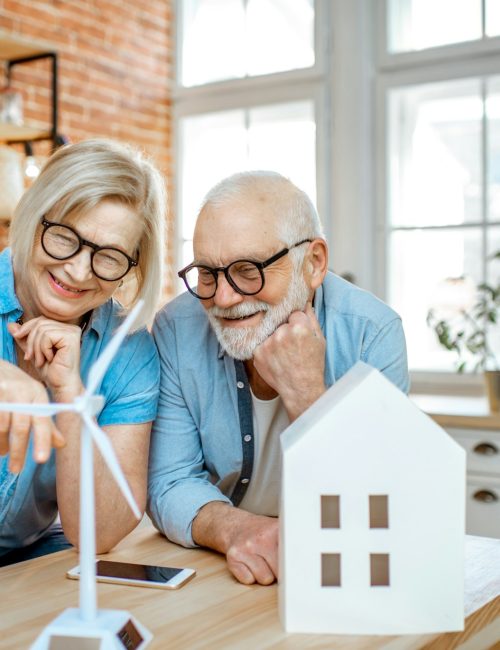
[252,301,327,421]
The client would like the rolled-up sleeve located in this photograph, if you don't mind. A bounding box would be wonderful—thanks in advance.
[98,329,160,426]
[147,309,231,548]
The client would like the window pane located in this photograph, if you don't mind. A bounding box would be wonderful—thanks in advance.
[246,0,314,77]
[181,0,246,86]
[178,100,316,272]
[388,0,482,52]
[248,101,316,202]
[321,495,340,529]
[369,495,389,529]
[487,77,500,222]
[486,0,500,36]
[389,80,482,227]
[388,228,483,370]
[180,0,314,87]
[486,227,500,362]
[180,110,247,245]
[321,554,341,587]
[370,554,390,587]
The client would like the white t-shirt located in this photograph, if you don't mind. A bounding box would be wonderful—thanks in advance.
[238,390,290,516]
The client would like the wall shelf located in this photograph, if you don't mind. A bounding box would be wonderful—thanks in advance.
[0,31,58,146]
[0,124,52,141]
[0,34,50,59]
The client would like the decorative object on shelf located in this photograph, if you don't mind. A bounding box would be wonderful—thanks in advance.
[23,141,43,185]
[0,85,23,125]
[0,301,152,649]
[427,266,500,411]
[0,145,24,220]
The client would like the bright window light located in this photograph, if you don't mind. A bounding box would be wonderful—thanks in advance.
[180,0,315,87]
[388,0,482,52]
[486,0,500,36]
[389,80,483,228]
[179,100,316,271]
[387,77,500,371]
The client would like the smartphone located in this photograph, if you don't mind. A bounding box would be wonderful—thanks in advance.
[67,559,195,589]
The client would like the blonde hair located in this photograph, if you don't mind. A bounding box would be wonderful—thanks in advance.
[10,139,166,329]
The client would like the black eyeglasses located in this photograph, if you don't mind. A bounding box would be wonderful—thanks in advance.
[178,239,312,300]
[41,218,138,282]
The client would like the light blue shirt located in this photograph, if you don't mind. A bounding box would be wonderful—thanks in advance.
[0,248,160,553]
[147,272,409,548]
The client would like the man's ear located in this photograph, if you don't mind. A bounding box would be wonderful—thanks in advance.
[304,239,328,290]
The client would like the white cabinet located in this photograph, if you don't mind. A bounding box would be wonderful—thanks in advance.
[447,427,500,538]
[411,394,500,539]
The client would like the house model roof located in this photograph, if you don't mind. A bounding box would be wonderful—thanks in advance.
[279,361,466,635]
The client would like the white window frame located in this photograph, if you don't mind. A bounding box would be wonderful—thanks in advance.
[375,0,500,392]
[176,3,330,282]
[173,1,331,280]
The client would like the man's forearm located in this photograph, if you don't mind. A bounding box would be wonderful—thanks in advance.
[191,501,237,553]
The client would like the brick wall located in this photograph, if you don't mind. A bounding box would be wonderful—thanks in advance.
[0,0,175,295]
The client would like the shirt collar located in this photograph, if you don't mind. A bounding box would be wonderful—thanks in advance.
[83,301,110,340]
[0,248,23,318]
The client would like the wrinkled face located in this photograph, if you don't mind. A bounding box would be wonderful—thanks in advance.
[193,197,311,360]
[16,200,143,325]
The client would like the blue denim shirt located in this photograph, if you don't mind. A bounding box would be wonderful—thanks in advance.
[147,272,409,548]
[0,248,160,553]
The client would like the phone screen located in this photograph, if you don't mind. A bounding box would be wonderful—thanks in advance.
[96,560,183,583]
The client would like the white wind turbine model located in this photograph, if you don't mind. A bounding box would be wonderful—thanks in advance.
[0,300,152,649]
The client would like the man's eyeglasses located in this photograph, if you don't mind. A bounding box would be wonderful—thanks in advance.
[178,239,312,300]
[41,218,138,282]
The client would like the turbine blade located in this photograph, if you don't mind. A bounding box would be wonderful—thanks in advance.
[0,401,72,416]
[86,300,144,396]
[82,412,141,520]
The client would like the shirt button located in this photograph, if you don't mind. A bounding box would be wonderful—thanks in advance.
[237,381,244,389]
[244,434,252,442]
[241,478,249,484]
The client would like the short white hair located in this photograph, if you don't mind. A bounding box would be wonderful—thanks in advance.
[10,138,166,329]
[200,171,324,256]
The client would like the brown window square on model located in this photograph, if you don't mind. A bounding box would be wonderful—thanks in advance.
[321,553,341,586]
[321,495,340,528]
[369,495,389,528]
[370,553,390,586]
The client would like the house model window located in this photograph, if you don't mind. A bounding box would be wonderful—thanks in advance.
[320,494,390,587]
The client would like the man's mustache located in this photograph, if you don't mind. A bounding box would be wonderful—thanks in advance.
[209,302,269,319]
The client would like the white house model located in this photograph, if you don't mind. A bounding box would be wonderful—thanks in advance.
[279,362,466,636]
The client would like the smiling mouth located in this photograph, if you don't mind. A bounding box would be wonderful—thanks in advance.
[221,312,261,322]
[50,273,86,294]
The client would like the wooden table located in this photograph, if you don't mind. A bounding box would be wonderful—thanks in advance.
[0,525,499,650]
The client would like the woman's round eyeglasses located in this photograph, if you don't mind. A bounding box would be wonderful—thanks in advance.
[41,218,138,282]
[178,239,312,300]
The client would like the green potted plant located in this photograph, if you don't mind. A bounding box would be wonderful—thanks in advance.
[427,254,500,410]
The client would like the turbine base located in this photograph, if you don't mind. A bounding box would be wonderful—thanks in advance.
[30,608,152,649]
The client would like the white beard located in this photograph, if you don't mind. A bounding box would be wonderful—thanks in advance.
[206,268,311,360]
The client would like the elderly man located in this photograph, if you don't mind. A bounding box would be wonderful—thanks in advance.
[148,171,409,585]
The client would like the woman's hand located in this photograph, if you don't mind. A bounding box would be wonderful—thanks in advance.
[8,318,84,402]
[0,360,65,473]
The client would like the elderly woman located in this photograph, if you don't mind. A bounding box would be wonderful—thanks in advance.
[0,139,165,565]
